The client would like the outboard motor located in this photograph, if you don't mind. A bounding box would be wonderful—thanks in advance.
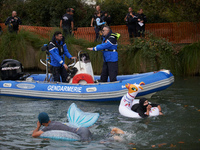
[0,59,24,80]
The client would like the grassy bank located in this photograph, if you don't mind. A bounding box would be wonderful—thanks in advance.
[0,30,199,76]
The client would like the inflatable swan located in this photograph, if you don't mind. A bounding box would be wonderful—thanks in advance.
[119,82,159,118]
[40,103,99,141]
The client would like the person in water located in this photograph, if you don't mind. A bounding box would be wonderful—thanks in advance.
[32,112,92,141]
[32,112,124,142]
[131,98,163,118]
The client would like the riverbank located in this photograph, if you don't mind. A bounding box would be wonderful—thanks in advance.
[0,30,199,76]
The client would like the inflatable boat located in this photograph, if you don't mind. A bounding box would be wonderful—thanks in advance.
[0,51,174,101]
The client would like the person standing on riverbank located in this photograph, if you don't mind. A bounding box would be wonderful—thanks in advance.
[90,5,104,27]
[5,11,22,33]
[48,31,76,82]
[136,9,147,37]
[124,7,137,40]
[60,8,74,37]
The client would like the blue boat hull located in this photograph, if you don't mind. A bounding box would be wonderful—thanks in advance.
[0,70,174,101]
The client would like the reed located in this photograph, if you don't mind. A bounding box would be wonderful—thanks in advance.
[178,42,200,76]
[1,30,199,76]
[0,30,48,69]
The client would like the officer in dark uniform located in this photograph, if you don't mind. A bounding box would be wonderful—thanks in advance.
[5,11,22,33]
[90,5,104,27]
[93,11,106,42]
[102,11,111,26]
[87,26,120,82]
[60,8,74,37]
[136,9,147,37]
[124,7,137,39]
[48,31,76,82]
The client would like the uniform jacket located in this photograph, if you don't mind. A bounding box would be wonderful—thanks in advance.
[136,13,147,26]
[126,12,137,26]
[48,36,72,67]
[93,30,118,62]
[5,16,22,31]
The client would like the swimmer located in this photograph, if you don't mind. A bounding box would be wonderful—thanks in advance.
[131,97,163,118]
[100,127,125,143]
[32,112,92,141]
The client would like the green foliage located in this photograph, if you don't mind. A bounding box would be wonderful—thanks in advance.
[0,30,48,64]
[0,29,199,76]
[178,42,200,76]
[119,33,176,73]
[0,0,200,27]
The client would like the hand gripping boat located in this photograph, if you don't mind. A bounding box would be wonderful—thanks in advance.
[0,50,174,101]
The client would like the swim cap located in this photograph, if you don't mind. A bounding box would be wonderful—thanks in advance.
[38,112,49,124]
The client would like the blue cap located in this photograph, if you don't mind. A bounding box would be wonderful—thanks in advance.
[38,112,49,124]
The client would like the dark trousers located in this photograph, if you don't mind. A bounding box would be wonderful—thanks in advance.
[94,27,100,41]
[128,25,137,38]
[63,27,71,37]
[100,62,118,82]
[51,66,68,82]
[137,25,145,37]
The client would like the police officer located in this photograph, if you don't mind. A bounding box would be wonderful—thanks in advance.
[5,11,22,33]
[93,11,106,42]
[48,31,76,82]
[87,26,120,82]
[60,8,74,37]
[90,5,104,27]
[136,9,147,37]
[124,7,137,39]
[102,11,111,26]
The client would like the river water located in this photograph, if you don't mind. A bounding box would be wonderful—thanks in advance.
[0,76,199,150]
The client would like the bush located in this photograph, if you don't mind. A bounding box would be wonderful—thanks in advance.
[119,33,176,74]
[0,30,48,69]
[178,42,200,76]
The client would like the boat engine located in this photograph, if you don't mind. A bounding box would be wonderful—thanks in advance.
[0,59,24,80]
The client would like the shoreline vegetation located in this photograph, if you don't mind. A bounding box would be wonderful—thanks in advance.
[0,30,199,76]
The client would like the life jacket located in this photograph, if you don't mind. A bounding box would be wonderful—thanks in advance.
[50,36,65,56]
[54,42,64,56]
[111,33,120,40]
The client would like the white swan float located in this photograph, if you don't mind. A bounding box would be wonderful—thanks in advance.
[119,82,159,118]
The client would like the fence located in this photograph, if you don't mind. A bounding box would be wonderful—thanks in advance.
[0,22,200,44]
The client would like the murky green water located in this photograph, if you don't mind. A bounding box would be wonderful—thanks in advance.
[0,77,200,149]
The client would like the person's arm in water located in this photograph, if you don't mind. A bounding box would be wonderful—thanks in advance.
[157,105,163,115]
[32,121,44,137]
[146,105,152,116]
[111,127,124,134]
